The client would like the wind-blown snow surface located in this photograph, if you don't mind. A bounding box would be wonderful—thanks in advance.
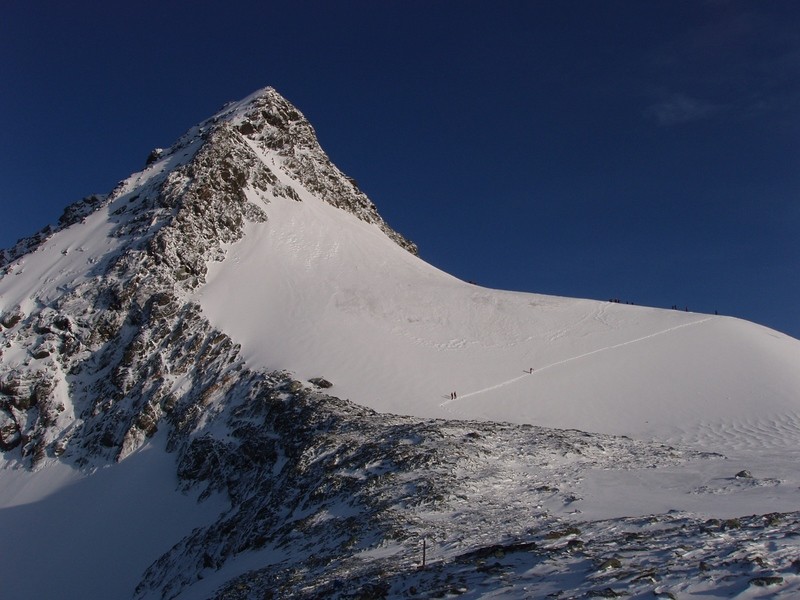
[195,176,800,515]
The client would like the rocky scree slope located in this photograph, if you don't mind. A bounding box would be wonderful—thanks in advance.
[135,375,742,600]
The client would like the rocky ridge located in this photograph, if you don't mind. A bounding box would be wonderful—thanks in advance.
[0,87,415,468]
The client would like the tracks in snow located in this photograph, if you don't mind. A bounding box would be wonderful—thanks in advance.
[440,315,717,407]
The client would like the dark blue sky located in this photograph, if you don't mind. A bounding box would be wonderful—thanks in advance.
[2,1,798,338]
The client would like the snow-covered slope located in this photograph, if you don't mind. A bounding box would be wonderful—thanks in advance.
[193,138,800,520]
[195,180,800,447]
[2,87,799,599]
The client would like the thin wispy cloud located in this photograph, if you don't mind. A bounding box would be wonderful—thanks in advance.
[644,93,722,126]
[643,4,799,127]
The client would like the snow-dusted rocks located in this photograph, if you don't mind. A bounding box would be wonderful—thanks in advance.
[2,87,800,599]
[0,87,416,470]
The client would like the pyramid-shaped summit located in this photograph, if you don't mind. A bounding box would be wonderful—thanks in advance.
[212,87,418,254]
[0,86,419,466]
[1,86,415,271]
[2,87,800,600]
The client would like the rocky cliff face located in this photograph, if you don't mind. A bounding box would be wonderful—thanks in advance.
[0,87,416,470]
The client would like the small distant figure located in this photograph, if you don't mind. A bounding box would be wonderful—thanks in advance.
[452,391,457,400]
[528,368,534,374]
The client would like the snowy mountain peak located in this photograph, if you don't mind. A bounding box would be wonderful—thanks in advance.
[2,87,800,599]
[220,87,418,254]
[0,86,418,469]
[1,86,415,272]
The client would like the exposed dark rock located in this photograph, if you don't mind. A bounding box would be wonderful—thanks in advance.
[0,410,21,450]
[145,148,163,165]
[58,194,107,228]
[597,558,622,571]
[0,307,24,329]
[309,377,333,388]
[587,588,622,598]
[722,518,741,530]
[749,575,784,587]
[546,526,581,539]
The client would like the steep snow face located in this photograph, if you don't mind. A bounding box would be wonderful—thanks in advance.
[194,183,800,451]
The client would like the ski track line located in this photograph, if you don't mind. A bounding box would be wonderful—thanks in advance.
[440,316,717,407]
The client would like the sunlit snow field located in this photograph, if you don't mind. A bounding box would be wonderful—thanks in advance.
[195,174,800,521]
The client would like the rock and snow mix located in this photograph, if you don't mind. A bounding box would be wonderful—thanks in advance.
[1,87,799,599]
